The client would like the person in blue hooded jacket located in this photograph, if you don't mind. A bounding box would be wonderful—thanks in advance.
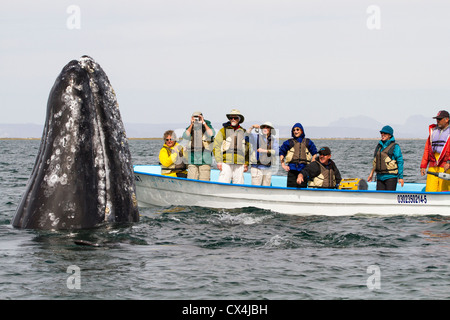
[279,123,318,188]
[367,125,404,190]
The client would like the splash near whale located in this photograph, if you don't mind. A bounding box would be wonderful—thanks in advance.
[12,56,139,229]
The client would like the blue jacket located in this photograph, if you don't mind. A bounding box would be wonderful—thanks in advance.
[279,123,318,171]
[375,136,404,181]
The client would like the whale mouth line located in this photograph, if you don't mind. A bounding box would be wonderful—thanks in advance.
[79,57,112,222]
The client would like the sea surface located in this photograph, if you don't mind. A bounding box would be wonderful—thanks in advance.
[0,139,449,301]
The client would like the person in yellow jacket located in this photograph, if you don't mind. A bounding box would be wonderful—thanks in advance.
[213,109,250,184]
[159,130,187,178]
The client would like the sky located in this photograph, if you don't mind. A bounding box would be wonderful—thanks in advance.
[1,0,450,128]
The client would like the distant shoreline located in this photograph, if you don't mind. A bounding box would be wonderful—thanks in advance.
[0,137,426,141]
[0,137,161,140]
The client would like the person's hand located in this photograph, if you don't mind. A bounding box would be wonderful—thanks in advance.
[281,162,290,172]
[217,163,223,171]
[297,174,304,185]
[420,168,427,176]
[399,178,404,187]
[244,165,248,172]
[444,163,450,172]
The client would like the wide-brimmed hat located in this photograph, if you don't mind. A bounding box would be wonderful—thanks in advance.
[260,121,275,130]
[433,110,450,119]
[192,111,203,117]
[226,109,245,123]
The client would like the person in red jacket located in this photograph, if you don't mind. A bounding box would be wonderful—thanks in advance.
[420,110,450,192]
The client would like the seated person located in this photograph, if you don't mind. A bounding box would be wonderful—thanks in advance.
[296,147,342,188]
[159,130,187,178]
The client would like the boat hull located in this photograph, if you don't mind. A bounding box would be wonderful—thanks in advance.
[134,165,449,216]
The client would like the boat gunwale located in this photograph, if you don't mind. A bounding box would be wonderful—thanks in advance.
[133,165,440,196]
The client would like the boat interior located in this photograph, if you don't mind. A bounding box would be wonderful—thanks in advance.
[134,165,427,192]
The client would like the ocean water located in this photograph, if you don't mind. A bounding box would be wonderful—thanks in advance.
[0,139,449,301]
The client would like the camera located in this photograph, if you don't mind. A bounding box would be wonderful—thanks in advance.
[193,116,200,122]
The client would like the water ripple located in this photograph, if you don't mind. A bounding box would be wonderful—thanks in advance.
[1,139,450,300]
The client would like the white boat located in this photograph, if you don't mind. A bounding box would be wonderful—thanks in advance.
[133,165,450,216]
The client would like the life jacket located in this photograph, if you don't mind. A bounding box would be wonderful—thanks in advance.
[252,134,273,167]
[421,124,450,168]
[284,138,312,165]
[431,126,450,154]
[373,142,398,174]
[308,161,337,189]
[160,145,187,175]
[220,127,247,158]
[187,122,214,154]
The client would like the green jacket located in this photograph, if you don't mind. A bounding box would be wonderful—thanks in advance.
[182,119,215,165]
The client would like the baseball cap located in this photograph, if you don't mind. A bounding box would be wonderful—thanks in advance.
[380,125,394,136]
[318,147,331,156]
[433,110,450,119]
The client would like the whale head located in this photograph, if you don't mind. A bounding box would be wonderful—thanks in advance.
[12,56,139,230]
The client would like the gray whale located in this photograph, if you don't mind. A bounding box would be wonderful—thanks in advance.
[12,56,139,229]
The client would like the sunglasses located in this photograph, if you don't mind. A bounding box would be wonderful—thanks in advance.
[165,138,174,142]
[229,116,240,120]
[293,128,302,132]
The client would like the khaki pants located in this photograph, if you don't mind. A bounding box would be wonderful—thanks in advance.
[187,164,211,181]
[251,167,272,186]
[218,163,245,184]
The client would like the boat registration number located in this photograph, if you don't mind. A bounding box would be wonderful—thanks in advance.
[397,194,427,204]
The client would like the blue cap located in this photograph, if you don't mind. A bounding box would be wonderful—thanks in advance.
[380,125,394,136]
[318,146,331,155]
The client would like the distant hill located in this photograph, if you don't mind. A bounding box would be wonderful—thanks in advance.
[0,114,431,139]
[320,114,430,139]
